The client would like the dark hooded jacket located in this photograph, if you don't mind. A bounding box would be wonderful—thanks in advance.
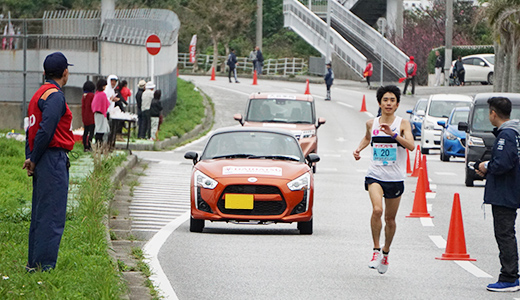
[483,120,520,208]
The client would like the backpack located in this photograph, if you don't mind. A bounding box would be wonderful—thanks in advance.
[406,63,415,75]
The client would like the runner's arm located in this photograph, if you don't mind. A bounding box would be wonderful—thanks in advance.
[396,119,415,151]
[353,119,373,160]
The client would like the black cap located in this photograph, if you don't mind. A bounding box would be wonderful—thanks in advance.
[44,52,73,77]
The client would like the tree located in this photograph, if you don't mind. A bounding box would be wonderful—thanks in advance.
[487,0,520,92]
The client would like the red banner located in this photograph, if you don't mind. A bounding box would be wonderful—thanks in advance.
[189,35,197,63]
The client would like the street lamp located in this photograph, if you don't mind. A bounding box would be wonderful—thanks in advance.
[377,17,387,87]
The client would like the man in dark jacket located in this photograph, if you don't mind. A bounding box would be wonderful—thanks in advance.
[475,97,520,292]
[227,49,239,83]
[136,80,146,137]
[324,62,334,101]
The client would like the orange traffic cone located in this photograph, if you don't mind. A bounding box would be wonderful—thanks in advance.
[360,95,367,112]
[304,79,311,94]
[252,71,258,85]
[406,167,433,218]
[421,154,432,192]
[210,66,216,81]
[406,149,412,174]
[436,193,476,261]
[410,145,421,177]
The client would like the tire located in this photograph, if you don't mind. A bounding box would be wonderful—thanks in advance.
[488,72,494,85]
[312,164,316,173]
[190,217,205,232]
[421,147,429,155]
[440,141,449,161]
[298,219,313,235]
[465,167,474,187]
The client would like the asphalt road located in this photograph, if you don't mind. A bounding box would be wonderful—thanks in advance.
[135,75,520,299]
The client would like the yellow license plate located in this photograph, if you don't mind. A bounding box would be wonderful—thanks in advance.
[225,194,254,210]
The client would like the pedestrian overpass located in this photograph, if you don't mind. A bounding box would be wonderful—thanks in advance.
[283,0,408,82]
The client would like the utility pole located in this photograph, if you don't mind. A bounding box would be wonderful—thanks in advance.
[444,0,453,86]
[325,0,331,63]
[378,17,387,87]
[256,0,263,49]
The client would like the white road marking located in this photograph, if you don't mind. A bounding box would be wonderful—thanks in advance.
[364,112,374,118]
[435,172,457,176]
[427,203,432,212]
[421,218,434,227]
[429,235,446,248]
[337,102,353,108]
[454,261,493,278]
[208,84,250,96]
[336,137,346,142]
[430,184,437,190]
[426,192,436,199]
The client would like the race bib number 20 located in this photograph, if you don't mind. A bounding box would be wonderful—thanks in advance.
[373,143,397,165]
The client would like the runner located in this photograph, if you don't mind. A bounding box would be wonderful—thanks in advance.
[353,85,415,274]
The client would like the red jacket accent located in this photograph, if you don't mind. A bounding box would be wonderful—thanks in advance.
[81,92,95,126]
[405,61,417,77]
[364,63,373,77]
[27,83,75,151]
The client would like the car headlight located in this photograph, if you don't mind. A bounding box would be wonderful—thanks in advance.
[287,172,311,191]
[467,136,485,147]
[301,129,316,139]
[423,120,434,130]
[194,170,218,189]
[445,131,457,140]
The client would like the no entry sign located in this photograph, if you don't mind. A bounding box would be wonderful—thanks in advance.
[146,34,161,56]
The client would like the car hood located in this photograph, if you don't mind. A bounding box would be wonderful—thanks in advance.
[195,159,309,180]
[447,125,466,139]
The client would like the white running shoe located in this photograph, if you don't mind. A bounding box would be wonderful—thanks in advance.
[377,254,389,274]
[368,250,382,269]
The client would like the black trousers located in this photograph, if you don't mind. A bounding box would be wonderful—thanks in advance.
[366,76,371,86]
[403,76,415,95]
[138,110,151,139]
[228,67,237,82]
[82,124,95,151]
[492,205,519,283]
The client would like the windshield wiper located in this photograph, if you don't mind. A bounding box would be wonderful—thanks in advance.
[248,155,301,161]
[211,154,253,159]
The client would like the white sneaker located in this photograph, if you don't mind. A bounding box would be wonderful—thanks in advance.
[377,254,389,274]
[368,250,382,269]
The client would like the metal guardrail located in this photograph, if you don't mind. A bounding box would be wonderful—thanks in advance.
[283,0,366,78]
[178,53,308,75]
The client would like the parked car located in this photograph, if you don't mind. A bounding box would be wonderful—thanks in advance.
[458,93,520,187]
[450,54,494,85]
[437,107,470,161]
[234,93,326,172]
[406,98,428,139]
[185,127,320,234]
[420,94,473,154]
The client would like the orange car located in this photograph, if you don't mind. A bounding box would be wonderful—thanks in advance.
[234,93,325,171]
[184,127,320,234]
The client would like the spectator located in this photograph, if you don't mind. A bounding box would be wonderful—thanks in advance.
[81,80,96,151]
[150,89,163,141]
[364,59,373,88]
[23,52,75,272]
[104,74,119,115]
[139,81,155,139]
[324,62,334,101]
[255,46,264,75]
[403,56,417,95]
[115,80,131,112]
[454,56,465,86]
[248,47,257,73]
[475,97,520,292]
[227,49,239,83]
[91,79,110,145]
[434,50,444,86]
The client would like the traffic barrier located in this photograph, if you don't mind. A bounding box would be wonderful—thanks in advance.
[410,145,421,177]
[436,193,476,261]
[406,149,412,174]
[421,154,432,192]
[210,66,216,81]
[252,71,258,85]
[360,94,367,112]
[406,167,432,218]
[304,79,311,95]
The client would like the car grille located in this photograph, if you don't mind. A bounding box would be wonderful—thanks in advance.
[217,185,286,215]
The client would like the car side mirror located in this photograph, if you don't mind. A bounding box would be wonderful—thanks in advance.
[437,120,446,127]
[458,122,469,133]
[184,151,198,165]
[480,62,485,67]
[317,117,326,129]
[233,113,244,125]
[306,153,320,167]
[406,109,413,114]
[416,110,425,117]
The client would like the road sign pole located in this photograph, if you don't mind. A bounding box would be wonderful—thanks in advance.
[151,55,154,84]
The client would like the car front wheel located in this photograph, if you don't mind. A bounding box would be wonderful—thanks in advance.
[440,141,449,161]
[298,219,313,235]
[190,217,205,232]
[488,72,494,85]
[465,167,474,187]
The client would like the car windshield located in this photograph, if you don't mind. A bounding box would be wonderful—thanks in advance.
[428,101,471,118]
[482,55,494,65]
[415,100,427,112]
[450,110,469,125]
[471,105,520,132]
[201,131,304,162]
[246,99,314,123]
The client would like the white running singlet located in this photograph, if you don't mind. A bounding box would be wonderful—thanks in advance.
[366,116,407,182]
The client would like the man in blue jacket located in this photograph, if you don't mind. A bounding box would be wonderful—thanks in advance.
[324,62,334,101]
[475,96,520,292]
[227,49,239,83]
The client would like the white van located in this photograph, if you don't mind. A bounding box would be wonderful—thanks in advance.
[420,94,473,154]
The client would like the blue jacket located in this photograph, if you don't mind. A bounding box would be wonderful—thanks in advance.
[483,120,520,209]
[227,52,237,69]
[324,68,334,86]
